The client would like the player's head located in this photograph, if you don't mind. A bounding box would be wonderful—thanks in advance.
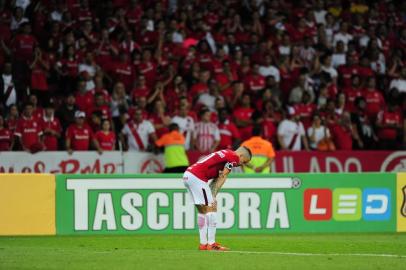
[235,146,252,165]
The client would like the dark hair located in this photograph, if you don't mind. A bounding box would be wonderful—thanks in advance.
[252,125,262,136]
[199,108,210,117]
[169,123,179,131]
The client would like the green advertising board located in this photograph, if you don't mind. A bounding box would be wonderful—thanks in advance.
[56,173,397,235]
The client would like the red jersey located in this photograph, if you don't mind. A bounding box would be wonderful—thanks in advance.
[331,124,352,150]
[66,124,93,150]
[110,61,134,91]
[233,107,254,141]
[244,74,266,92]
[187,149,240,182]
[363,90,386,118]
[0,128,12,151]
[57,58,79,77]
[337,65,360,87]
[15,116,43,149]
[344,87,362,112]
[12,34,37,61]
[75,91,93,111]
[217,120,241,150]
[40,117,62,151]
[95,131,116,150]
[377,110,402,140]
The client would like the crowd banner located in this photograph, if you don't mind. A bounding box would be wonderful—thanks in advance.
[0,151,124,174]
[0,174,55,235]
[1,151,406,173]
[56,173,399,235]
[123,152,164,173]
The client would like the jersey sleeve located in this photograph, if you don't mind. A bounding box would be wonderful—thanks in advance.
[155,134,168,147]
[224,150,239,170]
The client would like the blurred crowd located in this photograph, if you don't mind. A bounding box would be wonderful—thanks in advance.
[0,0,406,154]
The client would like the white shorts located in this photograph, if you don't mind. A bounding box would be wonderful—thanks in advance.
[183,171,214,206]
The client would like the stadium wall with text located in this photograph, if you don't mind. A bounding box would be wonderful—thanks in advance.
[1,173,406,235]
[1,151,406,173]
[55,173,406,235]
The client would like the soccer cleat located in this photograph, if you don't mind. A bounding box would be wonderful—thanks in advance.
[207,243,230,251]
[199,244,208,250]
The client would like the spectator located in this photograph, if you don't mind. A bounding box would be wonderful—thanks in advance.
[289,73,314,105]
[389,67,406,93]
[307,114,334,150]
[332,41,346,68]
[293,91,317,130]
[0,115,13,151]
[40,102,62,151]
[333,21,353,51]
[65,111,94,154]
[194,108,220,153]
[120,108,157,152]
[78,51,98,91]
[110,81,130,132]
[155,123,189,173]
[171,103,195,150]
[233,93,254,141]
[87,92,111,121]
[320,53,338,82]
[217,108,240,150]
[75,79,92,112]
[148,99,170,138]
[55,45,79,95]
[131,74,150,100]
[5,104,19,134]
[86,75,111,105]
[241,125,275,173]
[94,119,116,152]
[330,112,363,150]
[376,103,402,150]
[277,109,309,151]
[363,76,386,121]
[197,79,224,112]
[351,96,378,149]
[258,54,280,83]
[29,47,50,102]
[56,93,78,132]
[343,75,363,113]
[244,63,266,94]
[15,102,43,153]
[0,61,17,108]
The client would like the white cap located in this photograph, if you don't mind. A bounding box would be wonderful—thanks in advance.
[75,111,86,118]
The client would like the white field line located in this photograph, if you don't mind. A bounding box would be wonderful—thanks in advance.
[7,246,406,259]
[220,250,406,258]
[67,249,406,258]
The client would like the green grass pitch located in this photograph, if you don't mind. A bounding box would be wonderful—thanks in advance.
[1,233,406,270]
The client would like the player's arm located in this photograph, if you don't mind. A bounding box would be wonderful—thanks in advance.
[210,165,232,197]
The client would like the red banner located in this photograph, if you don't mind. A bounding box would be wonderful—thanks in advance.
[187,151,406,172]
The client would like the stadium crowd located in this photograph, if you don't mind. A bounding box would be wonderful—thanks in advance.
[0,0,406,154]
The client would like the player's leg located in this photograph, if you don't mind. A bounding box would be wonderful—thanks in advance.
[205,201,229,251]
[196,205,209,249]
[183,172,213,250]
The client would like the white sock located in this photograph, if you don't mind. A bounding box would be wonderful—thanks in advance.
[207,212,217,245]
[197,213,208,245]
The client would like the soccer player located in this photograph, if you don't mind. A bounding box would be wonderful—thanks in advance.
[183,146,252,251]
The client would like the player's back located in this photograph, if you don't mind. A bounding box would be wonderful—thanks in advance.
[187,150,239,182]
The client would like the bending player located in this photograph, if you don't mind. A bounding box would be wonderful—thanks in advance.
[183,146,252,251]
